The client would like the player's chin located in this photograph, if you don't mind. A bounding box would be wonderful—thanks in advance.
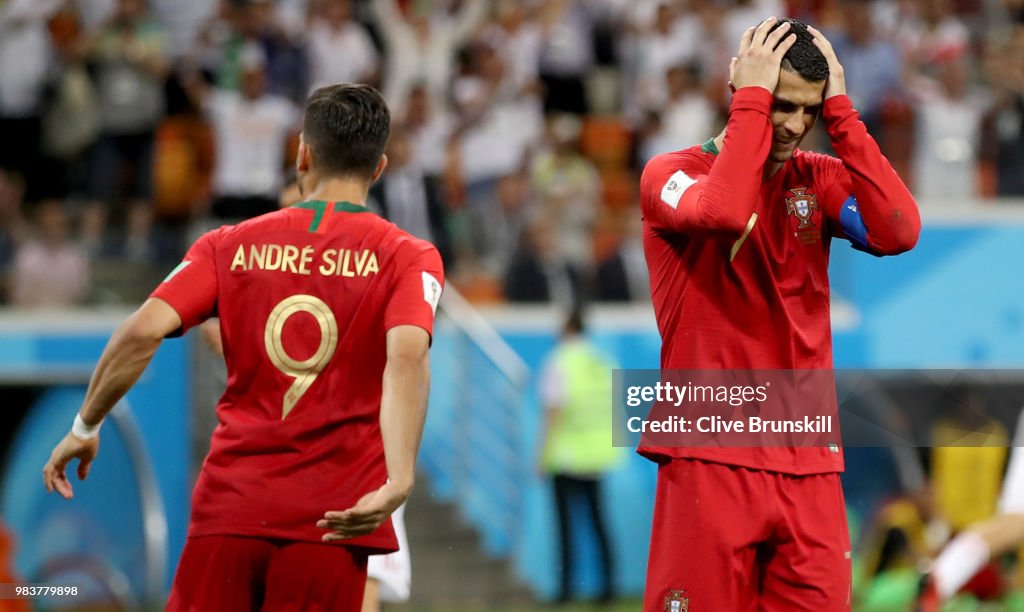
[769,147,796,163]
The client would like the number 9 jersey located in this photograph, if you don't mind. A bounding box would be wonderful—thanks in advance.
[151,200,444,553]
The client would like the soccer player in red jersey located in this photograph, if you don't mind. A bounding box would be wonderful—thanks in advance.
[41,83,444,610]
[639,18,920,611]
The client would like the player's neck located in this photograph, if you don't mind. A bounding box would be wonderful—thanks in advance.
[713,131,784,182]
[763,161,784,180]
[299,177,370,208]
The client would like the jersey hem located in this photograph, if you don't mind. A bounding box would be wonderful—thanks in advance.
[187,524,399,555]
[636,445,845,476]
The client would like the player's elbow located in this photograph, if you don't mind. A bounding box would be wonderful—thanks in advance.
[120,312,168,347]
[119,298,183,344]
[869,224,920,256]
[386,352,429,378]
[693,194,753,237]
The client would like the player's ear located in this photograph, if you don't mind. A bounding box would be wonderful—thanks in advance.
[370,154,388,183]
[296,137,312,174]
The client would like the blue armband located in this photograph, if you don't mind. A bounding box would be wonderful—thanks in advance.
[839,195,874,254]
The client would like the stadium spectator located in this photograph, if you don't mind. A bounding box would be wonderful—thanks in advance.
[82,0,169,257]
[537,308,620,604]
[638,18,919,610]
[723,0,787,64]
[980,28,1024,196]
[486,1,544,95]
[42,83,443,610]
[210,0,308,104]
[10,201,90,308]
[451,40,540,275]
[397,84,455,266]
[826,0,906,133]
[637,63,719,164]
[530,114,600,294]
[536,0,597,115]
[150,69,215,232]
[307,0,379,92]
[504,214,579,307]
[632,2,699,113]
[911,59,986,200]
[494,171,532,273]
[370,0,486,115]
[596,212,649,302]
[199,43,301,220]
[693,0,739,107]
[195,0,236,77]
[898,0,971,74]
[39,6,101,205]
[0,0,60,197]
[369,127,434,241]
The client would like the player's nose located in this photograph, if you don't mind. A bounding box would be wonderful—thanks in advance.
[784,113,805,137]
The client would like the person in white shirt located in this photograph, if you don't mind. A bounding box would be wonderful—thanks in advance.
[203,44,300,220]
[10,201,90,308]
[308,0,379,92]
[370,0,486,116]
[911,59,985,201]
[638,63,718,164]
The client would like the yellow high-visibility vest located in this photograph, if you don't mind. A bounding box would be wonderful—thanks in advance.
[542,341,622,475]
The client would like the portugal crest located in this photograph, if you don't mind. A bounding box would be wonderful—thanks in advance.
[664,589,689,612]
[786,187,819,229]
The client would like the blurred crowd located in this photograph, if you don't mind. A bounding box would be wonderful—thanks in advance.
[0,0,1023,308]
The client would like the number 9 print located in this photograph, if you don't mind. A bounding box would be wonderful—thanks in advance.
[264,295,339,418]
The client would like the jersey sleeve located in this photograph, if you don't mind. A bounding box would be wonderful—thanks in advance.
[640,87,773,238]
[150,229,221,336]
[816,95,921,256]
[384,242,445,338]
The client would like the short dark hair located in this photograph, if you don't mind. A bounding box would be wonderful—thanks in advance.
[769,18,829,83]
[302,83,390,180]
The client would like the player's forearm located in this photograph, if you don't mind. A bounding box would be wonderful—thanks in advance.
[824,95,921,254]
[678,88,773,235]
[379,353,430,494]
[79,314,164,426]
[972,513,1024,558]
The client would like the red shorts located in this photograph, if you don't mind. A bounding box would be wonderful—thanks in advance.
[644,459,851,612]
[167,535,368,611]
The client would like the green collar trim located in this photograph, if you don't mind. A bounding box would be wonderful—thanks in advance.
[293,200,371,232]
[701,138,720,155]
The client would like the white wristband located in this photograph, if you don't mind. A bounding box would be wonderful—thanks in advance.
[72,414,102,440]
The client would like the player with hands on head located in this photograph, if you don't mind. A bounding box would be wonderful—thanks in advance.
[43,82,444,611]
[639,17,920,612]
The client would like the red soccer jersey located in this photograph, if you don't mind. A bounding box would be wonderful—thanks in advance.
[638,87,920,475]
[151,200,444,552]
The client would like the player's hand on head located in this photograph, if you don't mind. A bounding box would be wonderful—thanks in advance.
[42,432,99,500]
[317,481,409,541]
[730,17,798,94]
[806,26,847,99]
